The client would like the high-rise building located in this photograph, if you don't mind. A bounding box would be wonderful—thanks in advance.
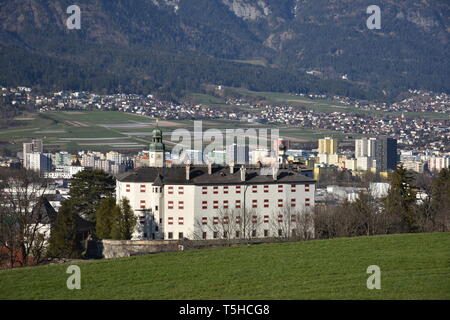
[28,152,52,173]
[376,137,398,172]
[23,139,44,168]
[355,138,377,158]
[318,137,337,155]
[106,151,123,165]
[428,156,450,172]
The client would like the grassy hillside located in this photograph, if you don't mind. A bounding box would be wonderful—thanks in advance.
[0,233,449,300]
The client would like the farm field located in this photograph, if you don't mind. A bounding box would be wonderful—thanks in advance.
[0,233,449,300]
[0,111,346,152]
[0,111,171,152]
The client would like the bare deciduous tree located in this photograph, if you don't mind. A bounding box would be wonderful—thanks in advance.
[0,169,49,268]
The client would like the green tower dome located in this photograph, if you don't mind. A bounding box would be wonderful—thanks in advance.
[149,128,165,152]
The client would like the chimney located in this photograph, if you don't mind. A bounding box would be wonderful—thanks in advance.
[230,161,235,174]
[272,166,278,181]
[185,164,191,181]
[208,162,213,175]
[240,165,246,182]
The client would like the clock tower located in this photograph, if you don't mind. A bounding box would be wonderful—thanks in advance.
[149,128,165,168]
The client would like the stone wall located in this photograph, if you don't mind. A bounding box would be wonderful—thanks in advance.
[91,238,302,259]
[100,240,182,259]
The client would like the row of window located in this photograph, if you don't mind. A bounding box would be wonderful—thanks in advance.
[138,200,159,211]
[201,199,311,210]
[202,185,310,194]
[165,214,302,227]
[168,217,184,225]
[200,229,287,239]
[125,184,311,194]
[200,214,298,225]
[140,199,311,210]
[125,184,162,193]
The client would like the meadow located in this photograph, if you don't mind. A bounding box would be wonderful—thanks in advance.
[0,233,448,300]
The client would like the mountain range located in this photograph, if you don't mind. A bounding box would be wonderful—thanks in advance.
[0,0,449,101]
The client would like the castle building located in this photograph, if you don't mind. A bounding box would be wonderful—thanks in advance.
[117,131,315,240]
[116,165,316,241]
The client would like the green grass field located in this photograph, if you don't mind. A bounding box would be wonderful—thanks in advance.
[0,233,449,300]
[0,111,160,152]
[0,110,348,152]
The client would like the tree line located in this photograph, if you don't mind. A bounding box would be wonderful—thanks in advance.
[0,168,136,268]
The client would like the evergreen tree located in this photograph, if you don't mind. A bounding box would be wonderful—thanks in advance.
[384,166,417,232]
[120,198,137,240]
[109,198,137,240]
[110,205,123,240]
[48,200,82,259]
[69,170,115,223]
[95,197,117,239]
[430,168,450,230]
